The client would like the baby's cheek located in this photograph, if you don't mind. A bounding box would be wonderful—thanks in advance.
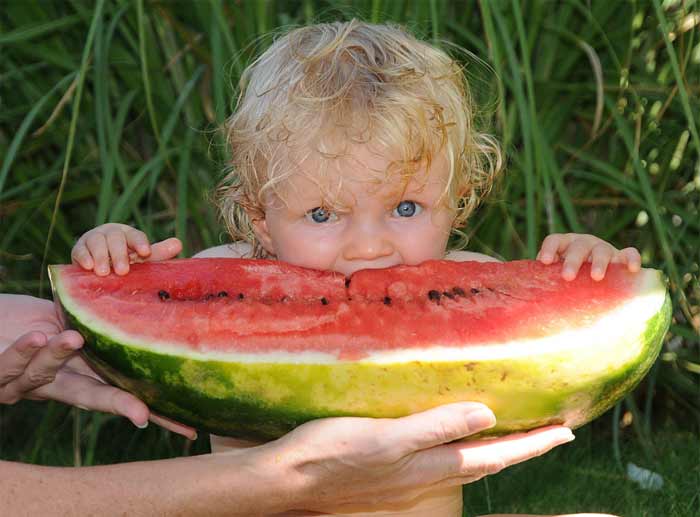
[398,220,451,263]
[275,228,343,271]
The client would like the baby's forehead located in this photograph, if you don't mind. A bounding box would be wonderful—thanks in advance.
[269,144,450,208]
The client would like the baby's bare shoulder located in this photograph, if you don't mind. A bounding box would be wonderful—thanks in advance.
[193,242,254,259]
[444,250,501,263]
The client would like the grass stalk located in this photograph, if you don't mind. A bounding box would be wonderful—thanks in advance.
[39,0,105,295]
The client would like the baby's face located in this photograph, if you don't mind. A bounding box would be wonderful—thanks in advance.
[253,144,455,276]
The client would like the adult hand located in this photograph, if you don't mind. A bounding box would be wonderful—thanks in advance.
[0,294,196,439]
[252,402,575,513]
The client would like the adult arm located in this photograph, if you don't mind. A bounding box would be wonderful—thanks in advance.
[1,403,573,516]
[0,451,284,516]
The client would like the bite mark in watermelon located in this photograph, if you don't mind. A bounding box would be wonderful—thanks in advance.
[48,259,670,440]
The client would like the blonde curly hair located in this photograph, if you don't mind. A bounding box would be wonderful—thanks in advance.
[217,19,502,256]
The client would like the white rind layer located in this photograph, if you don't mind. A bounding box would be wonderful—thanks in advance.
[51,267,666,365]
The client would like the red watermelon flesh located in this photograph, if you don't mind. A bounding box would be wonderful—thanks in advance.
[53,259,636,360]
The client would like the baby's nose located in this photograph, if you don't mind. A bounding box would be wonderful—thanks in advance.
[342,225,395,261]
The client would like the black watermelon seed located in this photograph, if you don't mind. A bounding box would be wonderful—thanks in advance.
[428,290,441,302]
[158,290,170,301]
[204,294,215,301]
[345,278,351,288]
[321,297,329,305]
[471,288,480,294]
[238,293,245,300]
[217,291,229,297]
[383,296,392,305]
[452,287,466,297]
[442,291,455,299]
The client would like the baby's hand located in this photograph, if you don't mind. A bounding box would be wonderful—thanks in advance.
[537,233,641,281]
[71,223,182,276]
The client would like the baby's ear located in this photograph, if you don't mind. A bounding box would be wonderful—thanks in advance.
[250,217,276,256]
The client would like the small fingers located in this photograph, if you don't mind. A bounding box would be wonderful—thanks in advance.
[147,238,183,262]
[85,232,111,276]
[106,231,130,275]
[589,243,614,281]
[71,240,95,270]
[125,228,152,259]
[537,233,573,264]
[561,238,594,281]
[616,247,642,272]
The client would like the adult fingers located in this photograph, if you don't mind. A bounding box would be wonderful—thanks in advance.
[384,402,496,459]
[426,426,574,487]
[10,330,83,395]
[86,232,111,276]
[149,412,198,440]
[146,238,183,262]
[35,359,197,438]
[0,332,47,391]
[32,369,150,428]
[106,230,130,276]
[63,354,104,379]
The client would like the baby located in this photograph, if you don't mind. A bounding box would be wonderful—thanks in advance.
[71,20,639,516]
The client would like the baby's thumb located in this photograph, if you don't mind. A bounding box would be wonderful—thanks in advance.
[147,238,183,262]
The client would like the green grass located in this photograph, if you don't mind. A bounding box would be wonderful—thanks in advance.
[1,0,699,513]
[463,420,700,516]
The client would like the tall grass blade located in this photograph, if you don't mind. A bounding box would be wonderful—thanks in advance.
[39,0,105,296]
[652,0,700,160]
[0,73,75,196]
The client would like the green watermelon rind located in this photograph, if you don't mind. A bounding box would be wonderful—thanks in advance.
[50,262,671,441]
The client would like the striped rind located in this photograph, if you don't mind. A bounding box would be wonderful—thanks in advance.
[49,265,671,440]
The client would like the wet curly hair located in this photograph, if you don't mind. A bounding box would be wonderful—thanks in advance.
[216,19,503,256]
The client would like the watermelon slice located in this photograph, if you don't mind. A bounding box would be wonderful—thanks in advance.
[48,259,670,440]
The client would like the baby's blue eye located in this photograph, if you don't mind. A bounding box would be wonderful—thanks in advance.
[393,200,421,218]
[306,207,337,223]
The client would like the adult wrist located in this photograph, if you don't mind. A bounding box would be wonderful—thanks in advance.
[206,444,305,515]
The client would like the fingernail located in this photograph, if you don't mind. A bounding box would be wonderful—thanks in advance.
[135,421,149,429]
[466,408,496,431]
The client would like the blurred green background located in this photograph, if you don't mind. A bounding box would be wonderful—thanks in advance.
[1,1,698,515]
